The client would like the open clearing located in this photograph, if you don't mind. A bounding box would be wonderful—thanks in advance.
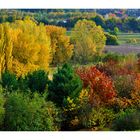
[105,45,140,54]
[103,33,140,54]
[118,33,140,45]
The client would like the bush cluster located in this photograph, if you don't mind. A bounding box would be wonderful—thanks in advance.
[0,58,140,131]
[105,33,119,45]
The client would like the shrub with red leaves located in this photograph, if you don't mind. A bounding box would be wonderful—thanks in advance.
[137,58,140,71]
[96,61,120,77]
[96,61,136,78]
[76,66,117,106]
[130,73,140,107]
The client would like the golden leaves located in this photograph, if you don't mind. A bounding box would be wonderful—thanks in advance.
[46,25,73,65]
[71,19,106,63]
[0,18,52,77]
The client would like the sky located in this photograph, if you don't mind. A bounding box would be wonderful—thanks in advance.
[0,0,140,9]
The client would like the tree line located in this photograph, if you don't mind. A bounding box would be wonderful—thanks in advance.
[0,10,140,32]
[0,17,107,77]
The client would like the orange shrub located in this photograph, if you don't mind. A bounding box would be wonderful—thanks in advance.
[137,58,140,72]
[76,66,116,107]
[97,60,136,78]
[96,61,119,77]
[116,97,132,109]
[131,74,140,107]
[116,73,140,109]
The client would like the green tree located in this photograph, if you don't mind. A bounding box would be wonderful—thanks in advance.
[114,27,119,34]
[106,18,118,31]
[105,33,119,45]
[0,86,5,129]
[25,70,48,93]
[1,71,18,91]
[112,109,140,131]
[92,15,106,28]
[4,92,61,131]
[48,63,82,107]
[123,17,140,32]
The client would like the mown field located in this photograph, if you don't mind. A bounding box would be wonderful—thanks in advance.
[68,31,140,46]
[118,33,140,45]
[104,33,140,54]
[105,45,140,54]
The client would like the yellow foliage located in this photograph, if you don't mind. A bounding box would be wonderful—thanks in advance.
[64,89,89,112]
[12,59,39,77]
[0,18,52,77]
[63,96,77,112]
[71,19,106,63]
[79,88,89,103]
[0,23,14,77]
[46,25,73,65]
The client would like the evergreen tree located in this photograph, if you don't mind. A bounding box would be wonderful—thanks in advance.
[25,70,48,93]
[1,71,18,91]
[48,63,82,107]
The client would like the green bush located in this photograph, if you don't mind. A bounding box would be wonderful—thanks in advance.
[1,71,18,91]
[17,77,29,92]
[48,63,82,107]
[137,53,140,58]
[0,86,5,129]
[81,107,115,129]
[62,89,91,130]
[109,27,119,36]
[114,75,135,98]
[92,55,103,64]
[4,92,61,131]
[105,33,119,45]
[25,70,49,93]
[112,109,140,131]
[126,38,137,44]
[102,52,124,63]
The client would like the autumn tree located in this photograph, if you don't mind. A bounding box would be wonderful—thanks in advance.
[11,18,52,76]
[76,66,116,107]
[0,23,14,78]
[0,18,52,77]
[46,25,73,65]
[71,19,106,64]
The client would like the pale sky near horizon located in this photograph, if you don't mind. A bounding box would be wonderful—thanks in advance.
[0,0,140,9]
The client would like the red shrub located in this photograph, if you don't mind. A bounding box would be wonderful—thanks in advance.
[97,61,136,78]
[137,58,140,71]
[76,66,117,106]
[131,73,140,107]
[96,61,118,77]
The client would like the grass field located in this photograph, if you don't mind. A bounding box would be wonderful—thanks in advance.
[105,33,140,54]
[117,33,140,45]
